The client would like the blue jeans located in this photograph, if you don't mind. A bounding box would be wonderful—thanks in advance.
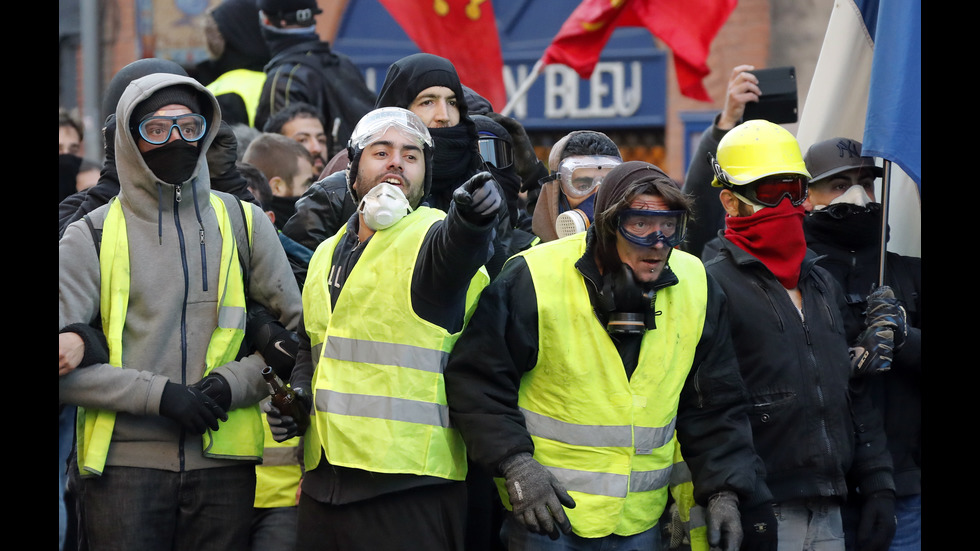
[888,495,921,551]
[59,406,76,551]
[501,515,662,551]
[774,498,845,551]
[80,464,255,551]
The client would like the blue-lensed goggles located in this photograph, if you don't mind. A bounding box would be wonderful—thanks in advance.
[617,209,688,248]
[137,114,207,145]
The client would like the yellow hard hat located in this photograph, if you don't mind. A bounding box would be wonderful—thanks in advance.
[710,120,810,187]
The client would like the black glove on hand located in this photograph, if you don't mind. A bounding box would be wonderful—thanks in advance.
[857,491,896,551]
[453,171,502,224]
[191,373,232,411]
[864,285,908,350]
[739,502,778,551]
[246,305,299,380]
[500,452,576,540]
[262,387,312,442]
[159,381,227,434]
[706,491,742,551]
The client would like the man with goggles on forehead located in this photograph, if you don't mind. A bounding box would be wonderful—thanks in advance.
[704,120,899,551]
[445,160,776,550]
[531,130,622,242]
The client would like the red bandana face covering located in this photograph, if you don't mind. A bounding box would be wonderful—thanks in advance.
[724,199,807,289]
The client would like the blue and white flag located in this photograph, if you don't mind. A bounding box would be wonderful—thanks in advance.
[797,0,920,257]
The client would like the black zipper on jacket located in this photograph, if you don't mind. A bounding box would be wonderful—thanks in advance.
[175,185,190,471]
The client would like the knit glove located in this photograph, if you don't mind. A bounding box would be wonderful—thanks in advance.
[706,491,742,551]
[500,452,576,539]
[857,490,896,551]
[453,171,502,225]
[159,381,227,434]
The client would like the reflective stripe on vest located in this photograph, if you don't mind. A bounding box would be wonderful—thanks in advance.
[206,69,266,127]
[77,195,263,477]
[669,438,709,551]
[497,233,708,538]
[255,402,302,508]
[303,208,488,480]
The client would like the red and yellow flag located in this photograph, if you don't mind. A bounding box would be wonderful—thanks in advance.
[541,0,737,102]
[378,0,507,111]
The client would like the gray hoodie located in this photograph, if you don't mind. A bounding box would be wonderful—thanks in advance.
[59,73,302,472]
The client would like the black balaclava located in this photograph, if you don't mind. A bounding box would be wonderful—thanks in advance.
[130,84,206,185]
[210,0,270,73]
[376,53,481,211]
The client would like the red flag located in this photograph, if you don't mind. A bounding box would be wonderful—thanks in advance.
[541,0,737,102]
[377,0,507,111]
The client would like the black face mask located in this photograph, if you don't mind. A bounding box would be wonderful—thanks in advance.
[141,140,200,184]
[803,202,884,250]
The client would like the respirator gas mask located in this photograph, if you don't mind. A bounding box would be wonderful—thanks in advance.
[358,182,412,231]
[597,264,659,335]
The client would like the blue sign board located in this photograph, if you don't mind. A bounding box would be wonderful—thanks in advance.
[335,0,667,131]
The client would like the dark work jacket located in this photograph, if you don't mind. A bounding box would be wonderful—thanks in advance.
[806,235,921,497]
[703,238,895,503]
[444,229,773,507]
[289,201,495,504]
[255,33,376,156]
[680,115,729,260]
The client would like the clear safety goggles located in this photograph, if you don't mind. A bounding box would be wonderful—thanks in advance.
[477,134,514,169]
[349,107,433,150]
[544,155,622,198]
[137,114,207,145]
[617,209,688,248]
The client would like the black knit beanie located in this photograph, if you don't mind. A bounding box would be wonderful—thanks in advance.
[130,84,203,129]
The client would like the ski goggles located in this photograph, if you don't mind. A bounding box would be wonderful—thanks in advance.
[543,155,622,198]
[137,114,207,145]
[477,134,514,169]
[617,208,688,248]
[737,175,809,208]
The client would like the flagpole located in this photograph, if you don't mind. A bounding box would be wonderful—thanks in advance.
[500,58,544,117]
[877,160,892,287]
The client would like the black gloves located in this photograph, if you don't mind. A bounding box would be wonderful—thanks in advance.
[857,490,896,551]
[739,502,778,551]
[499,452,576,540]
[191,373,232,411]
[246,304,299,380]
[159,381,227,434]
[453,171,502,225]
[706,491,742,551]
[263,387,312,442]
[850,285,907,376]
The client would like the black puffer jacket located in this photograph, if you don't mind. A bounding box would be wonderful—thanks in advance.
[703,238,895,503]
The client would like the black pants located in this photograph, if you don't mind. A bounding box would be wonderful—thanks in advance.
[296,481,467,551]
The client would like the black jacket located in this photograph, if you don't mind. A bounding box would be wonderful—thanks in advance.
[444,229,772,507]
[680,115,729,259]
[703,237,895,503]
[804,215,921,497]
[255,31,376,156]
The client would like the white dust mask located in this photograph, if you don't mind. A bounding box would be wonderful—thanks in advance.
[358,182,412,231]
[828,184,873,208]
